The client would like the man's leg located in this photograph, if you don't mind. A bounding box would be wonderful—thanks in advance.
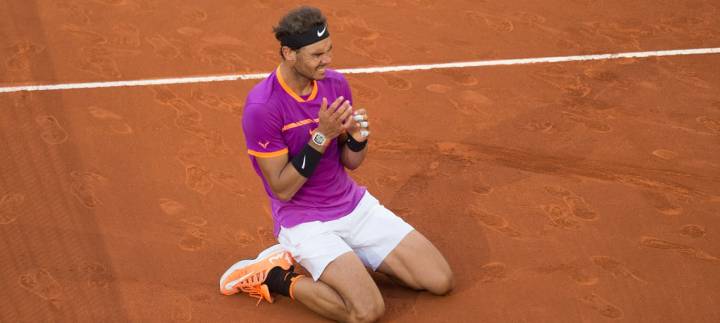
[292,251,385,323]
[341,192,454,295]
[376,230,454,295]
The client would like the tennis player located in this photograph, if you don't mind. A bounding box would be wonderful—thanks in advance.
[220,6,453,322]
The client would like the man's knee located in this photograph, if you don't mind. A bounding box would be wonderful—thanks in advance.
[426,270,454,296]
[348,296,385,323]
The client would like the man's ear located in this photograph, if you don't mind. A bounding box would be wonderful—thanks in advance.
[281,46,296,61]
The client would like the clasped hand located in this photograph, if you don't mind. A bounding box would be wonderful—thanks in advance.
[316,96,370,141]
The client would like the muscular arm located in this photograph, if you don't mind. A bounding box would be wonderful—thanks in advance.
[339,133,368,170]
[256,140,327,202]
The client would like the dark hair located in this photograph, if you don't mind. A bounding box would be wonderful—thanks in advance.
[273,6,327,57]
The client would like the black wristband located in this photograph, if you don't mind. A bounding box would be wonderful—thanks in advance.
[346,135,368,152]
[291,143,323,178]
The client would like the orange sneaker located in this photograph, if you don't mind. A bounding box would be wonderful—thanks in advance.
[219,244,294,304]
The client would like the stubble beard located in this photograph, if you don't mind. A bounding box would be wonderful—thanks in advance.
[293,57,326,81]
[291,64,315,82]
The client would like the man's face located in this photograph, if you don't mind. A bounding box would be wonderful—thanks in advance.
[293,38,333,80]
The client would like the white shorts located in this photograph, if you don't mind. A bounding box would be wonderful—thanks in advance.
[277,191,414,281]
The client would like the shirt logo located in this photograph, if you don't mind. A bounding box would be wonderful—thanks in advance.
[258,140,270,149]
[317,25,327,37]
[301,156,307,169]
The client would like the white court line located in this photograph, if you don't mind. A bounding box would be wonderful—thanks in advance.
[1,47,719,94]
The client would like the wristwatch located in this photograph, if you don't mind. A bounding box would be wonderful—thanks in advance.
[311,131,327,146]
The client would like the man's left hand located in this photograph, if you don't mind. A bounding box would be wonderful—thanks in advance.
[344,108,370,142]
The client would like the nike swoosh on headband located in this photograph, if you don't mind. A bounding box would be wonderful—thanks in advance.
[317,25,327,37]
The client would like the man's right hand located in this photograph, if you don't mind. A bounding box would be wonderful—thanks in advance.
[317,96,353,140]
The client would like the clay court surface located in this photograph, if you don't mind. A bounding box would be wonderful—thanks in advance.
[1,0,720,322]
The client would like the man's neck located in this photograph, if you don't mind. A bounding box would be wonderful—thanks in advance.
[279,62,314,97]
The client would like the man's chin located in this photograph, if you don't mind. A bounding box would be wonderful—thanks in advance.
[314,69,327,80]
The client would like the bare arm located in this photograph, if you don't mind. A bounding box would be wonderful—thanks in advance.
[255,139,325,202]
[339,134,368,170]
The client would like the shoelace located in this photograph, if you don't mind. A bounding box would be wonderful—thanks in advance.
[240,285,266,306]
[237,270,270,305]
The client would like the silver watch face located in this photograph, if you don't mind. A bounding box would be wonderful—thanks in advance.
[312,132,326,145]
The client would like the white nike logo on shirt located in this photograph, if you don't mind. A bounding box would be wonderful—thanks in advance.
[317,26,327,37]
[301,156,306,169]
